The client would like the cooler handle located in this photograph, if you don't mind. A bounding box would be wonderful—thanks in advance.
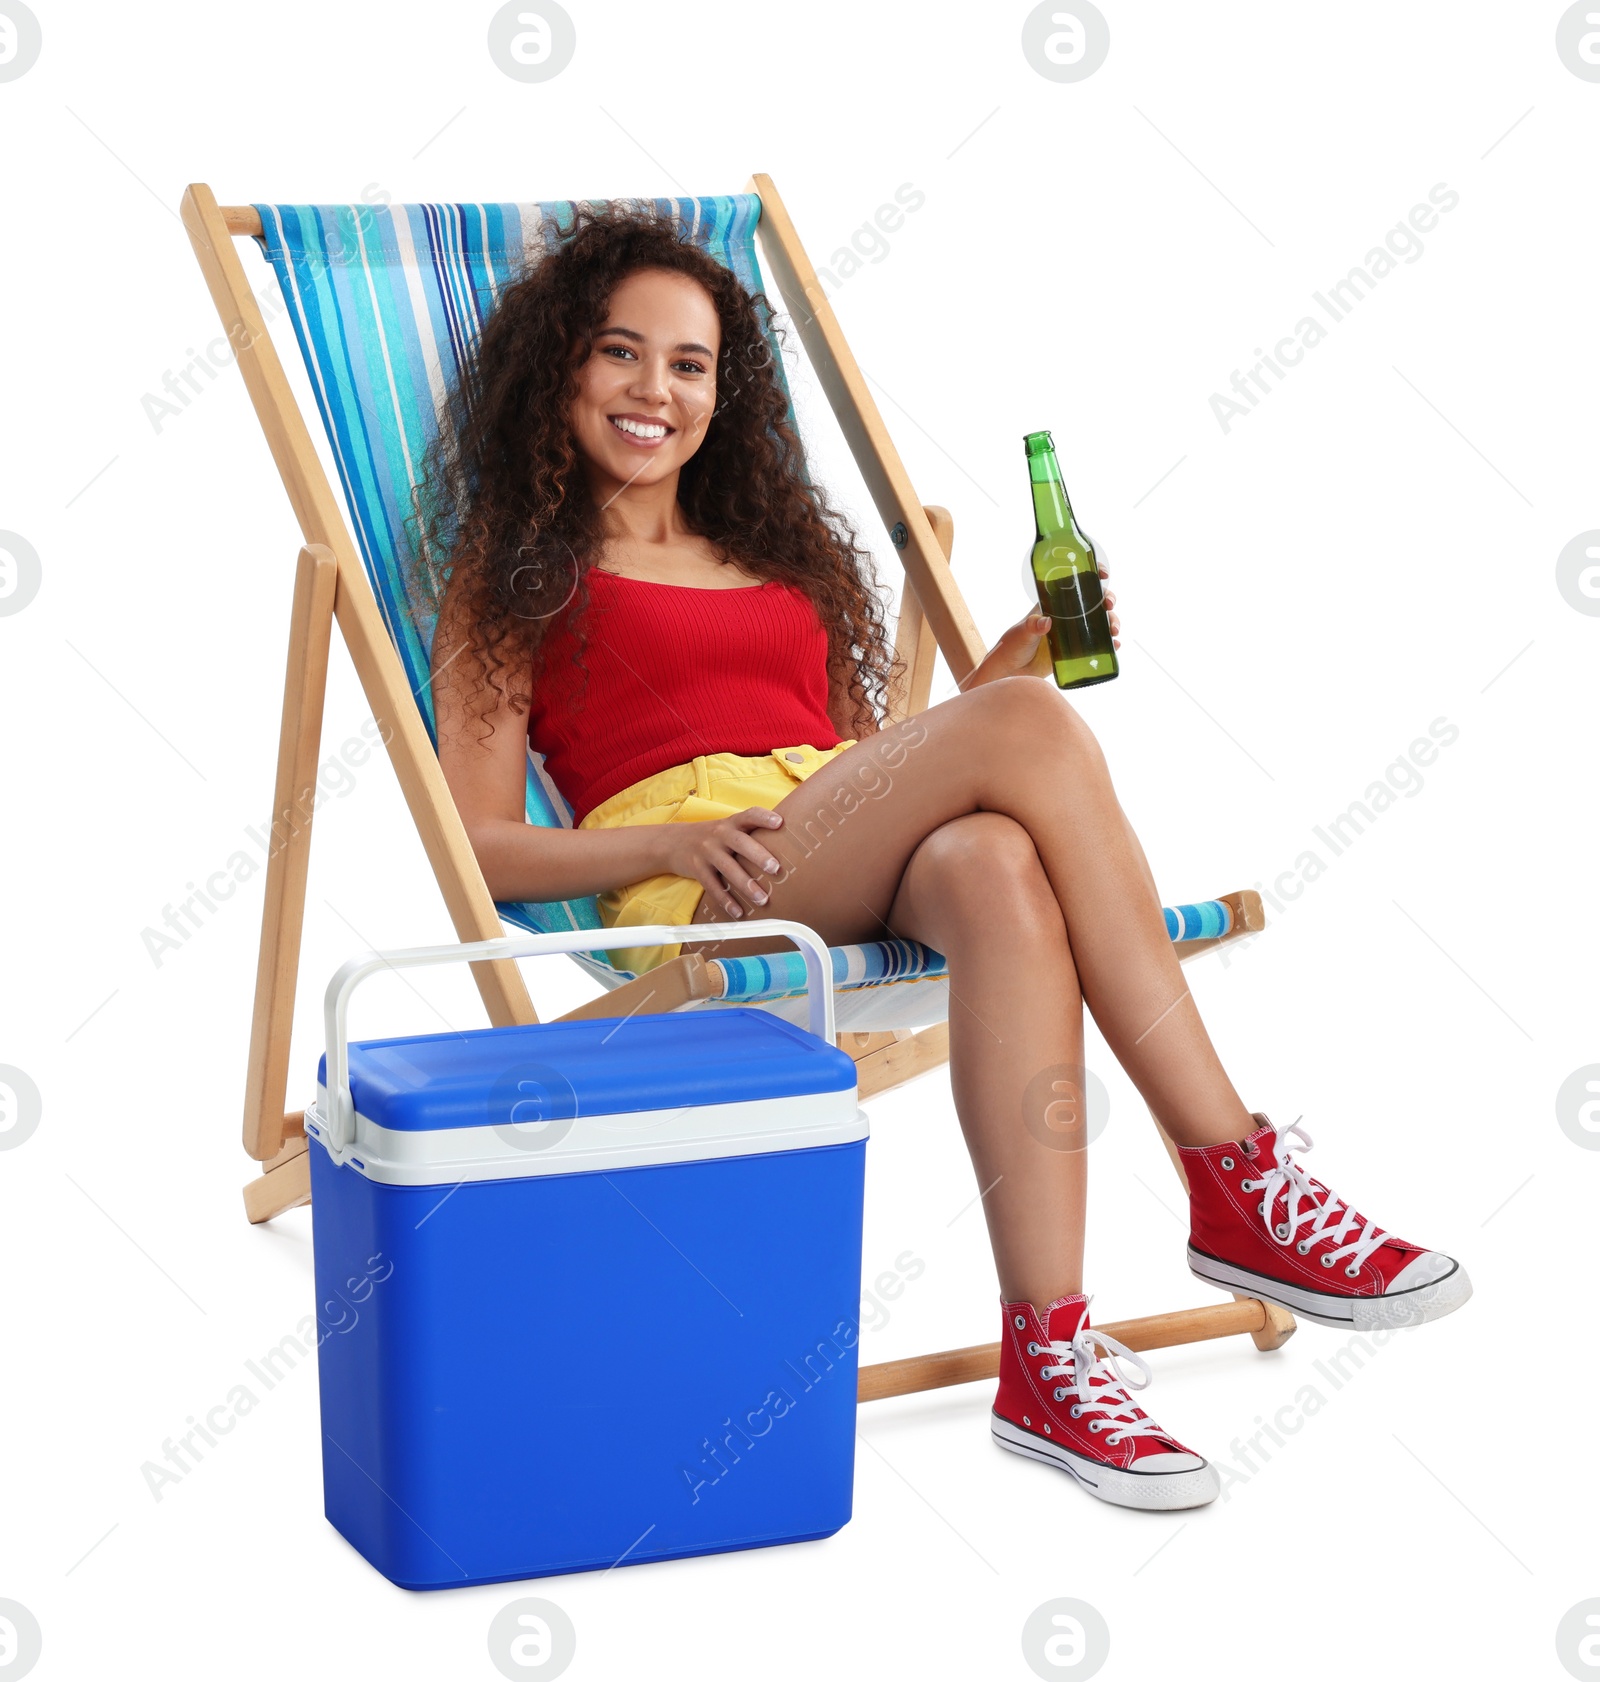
[320,919,837,1150]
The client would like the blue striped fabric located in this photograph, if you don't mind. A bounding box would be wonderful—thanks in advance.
[716,936,947,1002]
[248,196,1226,1010]
[714,902,1232,1006]
[1163,900,1232,942]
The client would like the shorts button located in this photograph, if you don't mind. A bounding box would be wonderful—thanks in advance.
[784,751,804,763]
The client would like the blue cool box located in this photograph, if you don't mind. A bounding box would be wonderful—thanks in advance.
[306,1002,868,1591]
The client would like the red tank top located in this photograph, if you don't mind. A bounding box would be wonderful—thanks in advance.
[525,568,841,824]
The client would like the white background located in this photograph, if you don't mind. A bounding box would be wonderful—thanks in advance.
[2,2,1596,1678]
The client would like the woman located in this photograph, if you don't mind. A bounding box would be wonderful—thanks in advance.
[421,204,1469,1514]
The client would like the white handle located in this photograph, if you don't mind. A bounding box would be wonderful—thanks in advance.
[319,920,837,1149]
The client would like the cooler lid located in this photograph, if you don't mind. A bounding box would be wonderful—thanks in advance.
[315,1006,857,1134]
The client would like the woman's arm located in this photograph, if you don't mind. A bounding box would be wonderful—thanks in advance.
[432,585,786,914]
[431,592,664,903]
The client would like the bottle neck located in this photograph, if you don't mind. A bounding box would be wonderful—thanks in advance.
[1029,451,1074,538]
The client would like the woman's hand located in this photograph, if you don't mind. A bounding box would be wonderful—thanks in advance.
[659,808,786,919]
[1099,561,1121,646]
[959,609,1054,690]
[959,564,1122,692]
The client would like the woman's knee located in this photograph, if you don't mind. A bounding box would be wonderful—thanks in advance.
[903,811,1063,934]
[966,676,1108,772]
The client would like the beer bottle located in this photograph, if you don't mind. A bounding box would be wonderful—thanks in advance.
[1024,430,1118,689]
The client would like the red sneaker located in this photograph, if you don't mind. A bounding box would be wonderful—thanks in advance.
[991,1294,1219,1511]
[1180,1114,1471,1330]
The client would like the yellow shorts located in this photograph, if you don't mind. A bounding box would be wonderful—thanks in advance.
[578,741,858,975]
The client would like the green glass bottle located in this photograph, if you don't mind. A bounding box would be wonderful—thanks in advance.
[1025,430,1118,689]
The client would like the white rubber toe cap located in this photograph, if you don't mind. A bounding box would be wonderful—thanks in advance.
[1131,1451,1207,1475]
[1360,1250,1472,1328]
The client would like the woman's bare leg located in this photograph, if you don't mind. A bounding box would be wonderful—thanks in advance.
[688,677,1254,1155]
[873,811,1091,1305]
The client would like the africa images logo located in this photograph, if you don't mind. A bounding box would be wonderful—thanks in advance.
[1209,185,1460,434]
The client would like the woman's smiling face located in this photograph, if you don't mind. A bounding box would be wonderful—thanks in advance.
[569,266,722,495]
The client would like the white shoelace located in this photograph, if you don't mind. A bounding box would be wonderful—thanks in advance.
[1033,1310,1168,1447]
[1242,1119,1390,1277]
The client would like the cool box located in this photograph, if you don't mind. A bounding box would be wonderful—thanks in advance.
[303,920,867,1590]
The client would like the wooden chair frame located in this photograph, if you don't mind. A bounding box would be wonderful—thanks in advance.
[181,175,1293,1408]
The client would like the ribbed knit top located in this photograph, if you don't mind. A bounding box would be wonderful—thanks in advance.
[525,568,841,824]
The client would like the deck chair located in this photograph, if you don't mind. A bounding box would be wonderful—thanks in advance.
[180,176,1294,1406]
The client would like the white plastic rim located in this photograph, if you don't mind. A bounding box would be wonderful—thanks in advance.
[303,1087,867,1183]
[321,919,837,1150]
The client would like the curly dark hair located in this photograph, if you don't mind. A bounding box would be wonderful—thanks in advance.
[407,200,901,742]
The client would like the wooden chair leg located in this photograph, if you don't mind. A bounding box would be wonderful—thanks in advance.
[242,543,337,1165]
[243,1121,311,1224]
[1237,1293,1297,1350]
